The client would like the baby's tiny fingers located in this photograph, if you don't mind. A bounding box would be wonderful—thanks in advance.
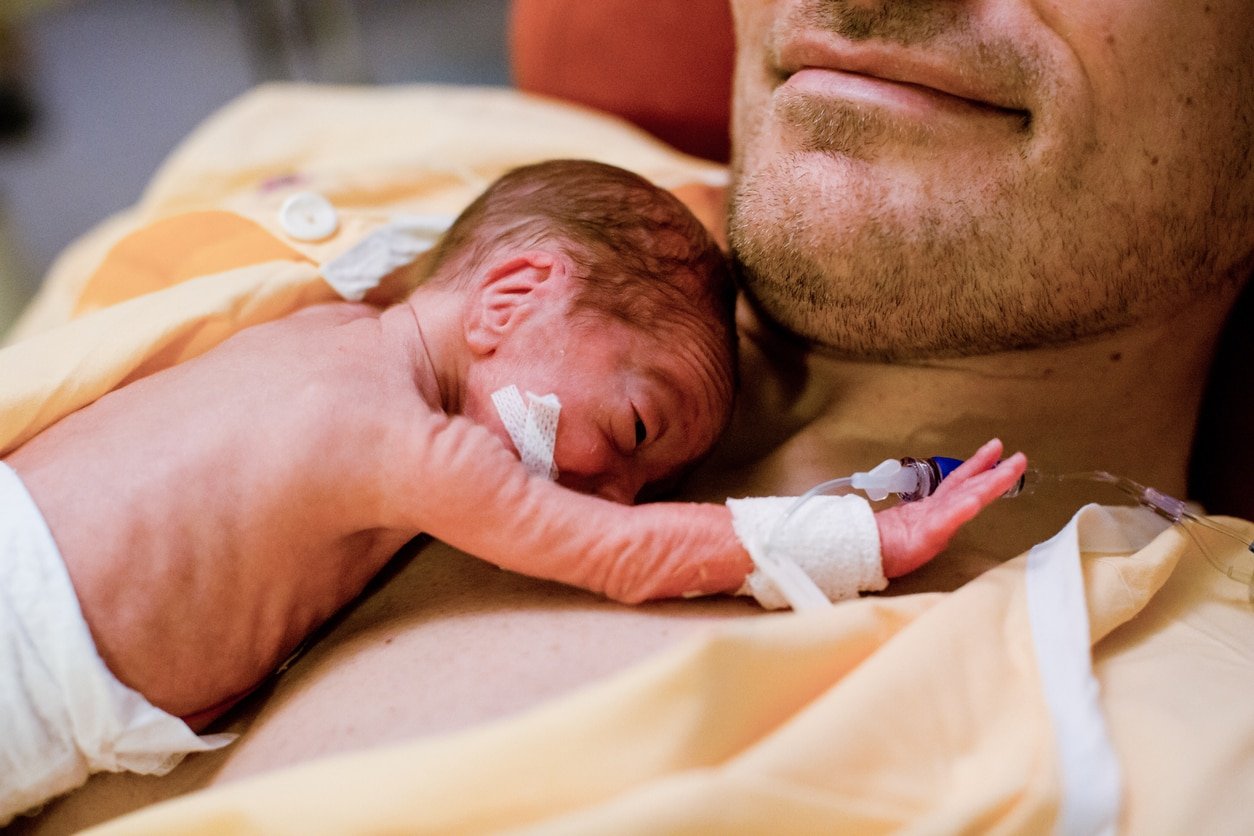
[931,439,1004,494]
[930,453,1024,510]
[963,451,1028,497]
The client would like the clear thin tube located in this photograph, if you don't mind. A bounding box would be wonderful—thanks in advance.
[1058,470,1254,599]
[770,462,1254,605]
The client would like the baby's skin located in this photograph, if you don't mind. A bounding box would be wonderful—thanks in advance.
[7,251,1024,729]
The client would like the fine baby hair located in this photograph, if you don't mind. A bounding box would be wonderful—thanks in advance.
[424,158,737,351]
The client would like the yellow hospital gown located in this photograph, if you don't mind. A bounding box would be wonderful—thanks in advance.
[85,504,1254,835]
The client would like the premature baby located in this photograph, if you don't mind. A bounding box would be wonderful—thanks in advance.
[8,160,1023,723]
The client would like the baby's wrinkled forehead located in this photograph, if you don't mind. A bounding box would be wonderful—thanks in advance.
[634,320,737,423]
[577,301,734,385]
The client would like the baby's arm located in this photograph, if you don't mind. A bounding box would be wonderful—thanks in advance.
[395,416,1024,604]
[390,411,751,601]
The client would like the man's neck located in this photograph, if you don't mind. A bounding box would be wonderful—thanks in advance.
[691,291,1236,589]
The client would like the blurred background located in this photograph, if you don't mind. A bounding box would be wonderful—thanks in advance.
[0,0,512,333]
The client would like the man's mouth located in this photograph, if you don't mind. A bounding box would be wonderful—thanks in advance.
[774,36,1032,128]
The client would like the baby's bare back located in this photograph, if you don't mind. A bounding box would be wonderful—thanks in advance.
[8,303,427,718]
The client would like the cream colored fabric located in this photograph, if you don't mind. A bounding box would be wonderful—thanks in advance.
[84,507,1254,834]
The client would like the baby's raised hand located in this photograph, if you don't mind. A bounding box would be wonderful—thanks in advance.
[874,439,1027,579]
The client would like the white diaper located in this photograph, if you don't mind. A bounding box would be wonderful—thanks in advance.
[0,462,233,824]
[490,385,561,480]
[727,494,887,610]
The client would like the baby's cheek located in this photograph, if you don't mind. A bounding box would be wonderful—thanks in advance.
[553,434,638,502]
[553,423,609,473]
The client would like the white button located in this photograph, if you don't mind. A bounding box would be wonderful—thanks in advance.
[278,191,339,241]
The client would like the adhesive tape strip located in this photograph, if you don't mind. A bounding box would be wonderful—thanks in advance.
[490,385,561,480]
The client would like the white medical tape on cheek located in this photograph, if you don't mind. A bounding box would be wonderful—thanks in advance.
[490,385,561,480]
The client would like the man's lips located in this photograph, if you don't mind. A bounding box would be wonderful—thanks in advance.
[783,67,1029,124]
[775,37,1031,121]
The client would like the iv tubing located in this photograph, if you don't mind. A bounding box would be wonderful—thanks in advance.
[768,461,1254,602]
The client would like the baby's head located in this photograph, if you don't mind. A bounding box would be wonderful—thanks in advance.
[426,159,737,503]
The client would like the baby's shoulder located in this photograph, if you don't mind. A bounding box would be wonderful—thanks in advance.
[219,301,381,359]
[285,300,379,326]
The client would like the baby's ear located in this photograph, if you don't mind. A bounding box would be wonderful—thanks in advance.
[464,250,564,355]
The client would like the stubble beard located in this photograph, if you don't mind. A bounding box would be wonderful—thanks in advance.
[729,94,1250,362]
[728,0,1253,361]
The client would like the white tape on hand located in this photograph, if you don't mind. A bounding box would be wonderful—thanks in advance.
[490,385,561,480]
[727,494,886,610]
